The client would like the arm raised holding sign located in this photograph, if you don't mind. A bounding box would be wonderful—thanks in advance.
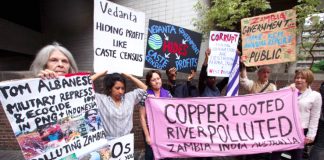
[198,48,228,97]
[239,62,277,94]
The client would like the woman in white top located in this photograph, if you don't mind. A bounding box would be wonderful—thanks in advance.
[271,69,322,160]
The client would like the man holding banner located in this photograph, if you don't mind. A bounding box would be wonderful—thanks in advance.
[239,64,277,94]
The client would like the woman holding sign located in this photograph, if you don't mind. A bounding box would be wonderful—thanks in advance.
[30,42,78,78]
[139,70,172,160]
[271,69,322,160]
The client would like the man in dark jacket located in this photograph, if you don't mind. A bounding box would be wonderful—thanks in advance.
[163,67,199,97]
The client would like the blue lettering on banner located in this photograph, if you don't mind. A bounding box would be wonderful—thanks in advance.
[149,25,177,34]
[244,34,266,48]
[145,50,169,69]
[178,28,200,55]
[175,58,198,70]
[267,31,293,46]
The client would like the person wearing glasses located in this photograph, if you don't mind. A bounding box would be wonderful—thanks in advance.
[239,64,276,94]
[31,42,147,142]
[30,42,78,79]
[139,70,172,160]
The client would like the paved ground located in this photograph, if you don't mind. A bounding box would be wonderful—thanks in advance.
[0,150,304,160]
[0,150,239,160]
[0,150,24,160]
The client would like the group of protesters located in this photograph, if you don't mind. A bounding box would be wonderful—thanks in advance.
[28,42,323,160]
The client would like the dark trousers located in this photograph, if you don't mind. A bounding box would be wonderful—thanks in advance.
[310,120,324,160]
[143,132,154,160]
[271,149,303,160]
[271,129,308,160]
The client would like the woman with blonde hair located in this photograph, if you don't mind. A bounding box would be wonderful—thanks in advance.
[271,69,322,160]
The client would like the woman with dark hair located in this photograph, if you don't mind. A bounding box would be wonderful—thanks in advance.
[91,71,147,140]
[139,70,172,160]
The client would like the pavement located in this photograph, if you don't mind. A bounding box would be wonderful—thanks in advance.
[0,150,24,160]
[0,150,145,160]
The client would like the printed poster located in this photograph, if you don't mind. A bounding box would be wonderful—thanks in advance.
[145,19,202,73]
[241,9,297,66]
[94,0,146,76]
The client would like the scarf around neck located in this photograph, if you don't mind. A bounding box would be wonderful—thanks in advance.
[147,88,170,98]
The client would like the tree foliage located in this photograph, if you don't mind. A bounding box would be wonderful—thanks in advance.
[296,0,324,70]
[193,0,324,70]
[193,0,271,36]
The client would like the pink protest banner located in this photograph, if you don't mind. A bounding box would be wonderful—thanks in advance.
[145,89,304,159]
[241,9,296,66]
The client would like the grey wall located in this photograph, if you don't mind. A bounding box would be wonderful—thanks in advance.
[40,0,94,71]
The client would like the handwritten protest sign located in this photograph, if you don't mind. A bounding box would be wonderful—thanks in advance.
[241,9,296,66]
[94,0,145,76]
[0,74,109,160]
[145,89,304,159]
[145,20,202,73]
[208,31,240,77]
[107,134,134,160]
[79,134,134,160]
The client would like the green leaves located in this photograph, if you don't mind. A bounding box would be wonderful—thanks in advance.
[193,0,270,35]
[311,60,324,72]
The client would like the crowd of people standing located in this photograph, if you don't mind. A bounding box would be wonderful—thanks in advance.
[11,41,323,160]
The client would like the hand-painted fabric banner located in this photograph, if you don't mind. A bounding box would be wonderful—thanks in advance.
[208,31,240,77]
[241,9,296,66]
[145,89,304,159]
[94,0,146,76]
[0,74,108,160]
[145,19,202,73]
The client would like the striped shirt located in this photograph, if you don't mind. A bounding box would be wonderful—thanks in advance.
[95,88,146,139]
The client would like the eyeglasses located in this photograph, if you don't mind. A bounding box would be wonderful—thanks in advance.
[150,77,161,82]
